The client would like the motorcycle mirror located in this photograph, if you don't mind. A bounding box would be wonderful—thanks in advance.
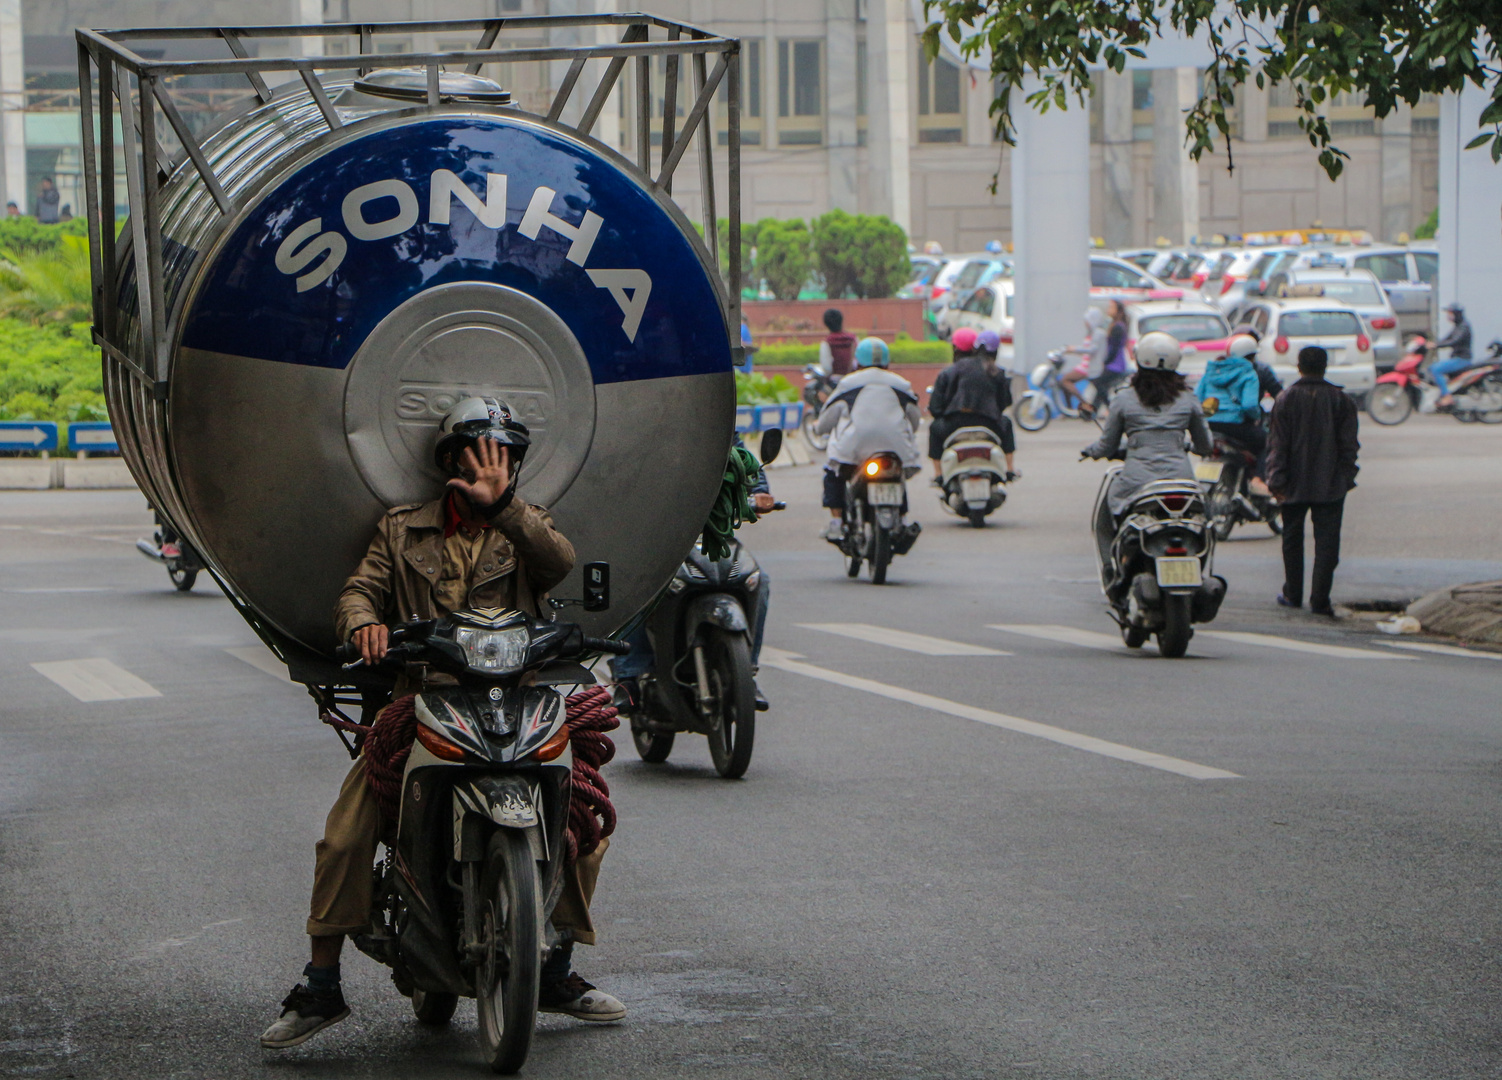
[582,562,610,611]
[759,428,783,466]
[1202,396,1220,417]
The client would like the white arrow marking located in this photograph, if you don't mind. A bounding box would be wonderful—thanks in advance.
[71,427,117,445]
[1,426,49,446]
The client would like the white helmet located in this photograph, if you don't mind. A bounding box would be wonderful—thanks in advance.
[1135,330,1182,372]
[1227,333,1258,360]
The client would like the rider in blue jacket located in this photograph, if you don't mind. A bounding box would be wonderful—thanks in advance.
[1196,334,1271,494]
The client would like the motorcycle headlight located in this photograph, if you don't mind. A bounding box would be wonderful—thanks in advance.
[453,626,530,675]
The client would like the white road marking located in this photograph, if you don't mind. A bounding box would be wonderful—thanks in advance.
[987,624,1129,652]
[225,645,294,682]
[797,622,1010,656]
[1200,630,1411,660]
[6,587,115,594]
[31,658,161,701]
[1377,640,1502,662]
[760,647,1240,780]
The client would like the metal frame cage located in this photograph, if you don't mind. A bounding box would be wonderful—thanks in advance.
[75,13,743,400]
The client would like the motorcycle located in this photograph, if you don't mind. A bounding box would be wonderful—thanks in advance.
[800,364,839,450]
[1368,337,1502,425]
[330,598,629,1074]
[618,431,785,779]
[1090,469,1227,657]
[834,450,921,584]
[1196,432,1280,539]
[936,425,1010,528]
[135,517,205,591]
[1013,349,1118,432]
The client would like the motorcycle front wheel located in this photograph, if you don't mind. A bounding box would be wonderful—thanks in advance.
[869,526,892,585]
[1156,595,1193,658]
[476,830,541,1075]
[1366,383,1413,425]
[1013,394,1051,432]
[702,628,755,779]
[801,408,830,450]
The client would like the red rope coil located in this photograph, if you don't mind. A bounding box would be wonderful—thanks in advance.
[358,686,618,866]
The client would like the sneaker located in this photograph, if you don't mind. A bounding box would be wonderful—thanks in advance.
[1276,593,1300,609]
[538,973,626,1022]
[160,542,181,559]
[822,519,843,542]
[753,679,769,712]
[1310,604,1336,617]
[260,984,349,1049]
[928,476,943,488]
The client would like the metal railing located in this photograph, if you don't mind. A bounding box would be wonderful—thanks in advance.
[75,15,744,397]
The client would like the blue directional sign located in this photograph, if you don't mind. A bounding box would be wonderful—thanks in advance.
[0,420,58,452]
[67,422,118,454]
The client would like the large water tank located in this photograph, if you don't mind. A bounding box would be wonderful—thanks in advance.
[106,73,734,660]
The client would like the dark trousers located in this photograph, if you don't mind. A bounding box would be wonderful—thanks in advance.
[1279,499,1344,610]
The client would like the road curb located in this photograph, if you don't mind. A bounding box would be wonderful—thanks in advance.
[0,459,138,490]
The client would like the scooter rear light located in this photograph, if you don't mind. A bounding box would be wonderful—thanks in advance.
[1356,334,1370,352]
[999,330,1013,344]
[955,446,992,461]
[1165,544,1188,555]
[531,725,571,763]
[1273,335,1289,354]
[1161,494,1190,511]
[865,460,881,476]
[416,723,468,762]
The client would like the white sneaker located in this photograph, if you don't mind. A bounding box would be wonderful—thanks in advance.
[260,984,350,1049]
[538,973,626,1022]
[822,519,844,542]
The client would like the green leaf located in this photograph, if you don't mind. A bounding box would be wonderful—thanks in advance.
[1465,132,1493,150]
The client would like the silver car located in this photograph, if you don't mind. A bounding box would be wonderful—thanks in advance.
[1263,266,1401,368]
[1292,245,1438,340]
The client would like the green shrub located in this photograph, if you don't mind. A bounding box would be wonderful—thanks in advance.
[1414,207,1437,240]
[0,319,105,425]
[753,339,950,366]
[0,242,92,324]
[0,216,88,255]
[754,218,811,300]
[735,370,799,404]
[811,210,910,299]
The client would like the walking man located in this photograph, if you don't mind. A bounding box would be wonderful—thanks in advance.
[1266,346,1360,616]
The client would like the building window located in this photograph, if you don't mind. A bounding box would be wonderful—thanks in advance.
[717,39,763,145]
[777,39,823,145]
[916,50,962,143]
[856,38,868,146]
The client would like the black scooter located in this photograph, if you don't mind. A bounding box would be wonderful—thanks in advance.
[618,431,783,779]
[135,514,205,591]
[327,592,627,1074]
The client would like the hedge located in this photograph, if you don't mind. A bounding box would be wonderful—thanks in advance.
[0,319,106,427]
[754,339,951,367]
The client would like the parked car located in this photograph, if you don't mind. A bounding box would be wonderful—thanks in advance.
[1292,244,1437,339]
[899,255,948,304]
[1235,297,1378,398]
[935,257,1013,338]
[948,278,1017,365]
[1125,299,1231,385]
[1256,267,1400,369]
[926,252,986,323]
[1116,248,1184,279]
[1220,246,1301,316]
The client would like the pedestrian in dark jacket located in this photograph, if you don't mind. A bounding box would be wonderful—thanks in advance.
[1266,346,1359,615]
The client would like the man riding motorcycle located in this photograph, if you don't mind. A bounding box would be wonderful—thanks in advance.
[261,397,625,1050]
[814,337,923,541]
[1082,332,1213,570]
[927,327,1018,485]
[1431,301,1474,408]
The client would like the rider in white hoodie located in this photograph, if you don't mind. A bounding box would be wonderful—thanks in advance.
[813,337,922,540]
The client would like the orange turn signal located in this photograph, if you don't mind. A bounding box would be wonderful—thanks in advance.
[864,460,880,476]
[532,726,571,762]
[415,723,468,762]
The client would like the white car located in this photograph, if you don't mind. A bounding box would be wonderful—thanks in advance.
[1234,297,1378,397]
[1124,299,1231,386]
[927,252,987,321]
[1260,267,1401,368]
[948,278,1017,366]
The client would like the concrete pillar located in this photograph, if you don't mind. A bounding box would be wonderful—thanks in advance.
[1240,77,1268,143]
[1151,67,1200,243]
[1100,69,1133,249]
[0,0,23,216]
[865,0,910,232]
[825,0,859,212]
[1439,84,1502,349]
[965,67,992,146]
[294,0,321,56]
[1380,102,1413,241]
[1012,74,1089,375]
[593,0,621,153]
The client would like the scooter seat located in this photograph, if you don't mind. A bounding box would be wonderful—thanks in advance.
[942,426,1001,450]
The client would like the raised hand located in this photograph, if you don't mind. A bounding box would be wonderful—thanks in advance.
[447,438,512,510]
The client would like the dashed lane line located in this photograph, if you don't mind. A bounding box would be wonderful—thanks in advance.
[987,624,1128,652]
[224,646,294,683]
[760,647,1240,780]
[31,658,161,701]
[1200,630,1411,660]
[796,622,1010,656]
[1377,639,1502,662]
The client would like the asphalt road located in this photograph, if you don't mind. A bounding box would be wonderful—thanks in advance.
[2,414,1500,1079]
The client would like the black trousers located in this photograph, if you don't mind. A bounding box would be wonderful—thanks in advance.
[1279,499,1344,610]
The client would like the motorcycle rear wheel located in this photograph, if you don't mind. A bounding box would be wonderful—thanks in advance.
[631,722,674,763]
[966,509,987,528]
[1156,595,1193,658]
[1013,396,1050,433]
[1121,622,1149,648]
[412,988,459,1026]
[169,565,197,591]
[476,830,541,1075]
[1207,480,1236,542]
[1366,383,1413,425]
[869,526,892,585]
[1474,375,1502,423]
[702,628,755,779]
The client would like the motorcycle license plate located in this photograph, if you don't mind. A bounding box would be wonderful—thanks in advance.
[868,482,904,506]
[1194,461,1224,482]
[1156,556,1202,588]
[961,477,992,502]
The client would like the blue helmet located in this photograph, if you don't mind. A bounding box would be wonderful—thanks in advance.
[855,337,890,368]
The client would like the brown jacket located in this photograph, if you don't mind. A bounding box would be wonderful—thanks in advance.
[335,495,575,642]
